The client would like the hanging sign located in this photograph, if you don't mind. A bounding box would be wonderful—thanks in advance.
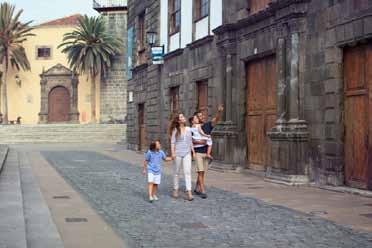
[151,46,164,65]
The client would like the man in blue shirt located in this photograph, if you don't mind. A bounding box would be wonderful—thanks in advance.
[193,104,224,199]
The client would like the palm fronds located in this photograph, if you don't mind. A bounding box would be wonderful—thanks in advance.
[58,15,122,79]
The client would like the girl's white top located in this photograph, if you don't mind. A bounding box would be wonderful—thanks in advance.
[190,126,209,148]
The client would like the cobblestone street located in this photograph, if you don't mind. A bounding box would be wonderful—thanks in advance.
[41,150,372,248]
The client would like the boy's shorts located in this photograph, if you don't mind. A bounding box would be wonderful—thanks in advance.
[148,173,161,184]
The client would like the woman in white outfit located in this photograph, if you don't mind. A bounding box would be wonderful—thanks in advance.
[169,113,195,201]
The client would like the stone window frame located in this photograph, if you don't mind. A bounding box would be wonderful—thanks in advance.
[36,46,52,60]
[168,0,181,35]
[136,11,147,65]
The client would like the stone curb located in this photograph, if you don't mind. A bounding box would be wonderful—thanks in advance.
[311,185,372,199]
[0,145,9,175]
[211,166,372,198]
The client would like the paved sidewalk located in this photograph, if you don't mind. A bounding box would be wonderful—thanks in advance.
[100,147,372,233]
[0,150,27,248]
[29,151,126,248]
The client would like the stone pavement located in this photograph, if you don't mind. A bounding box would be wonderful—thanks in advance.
[38,148,372,248]
[102,147,372,233]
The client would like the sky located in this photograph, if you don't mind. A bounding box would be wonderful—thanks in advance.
[6,0,98,24]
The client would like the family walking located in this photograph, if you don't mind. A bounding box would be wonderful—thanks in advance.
[143,105,224,203]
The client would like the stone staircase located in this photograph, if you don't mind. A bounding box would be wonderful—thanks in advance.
[0,124,127,144]
[0,149,63,248]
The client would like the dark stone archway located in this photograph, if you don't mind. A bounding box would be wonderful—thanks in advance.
[38,64,79,124]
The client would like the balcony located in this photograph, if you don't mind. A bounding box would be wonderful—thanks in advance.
[93,0,127,12]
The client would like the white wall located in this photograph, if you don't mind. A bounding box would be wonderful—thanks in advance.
[210,0,222,33]
[159,0,223,52]
[195,17,209,40]
[170,33,180,51]
[181,0,193,48]
[160,0,168,52]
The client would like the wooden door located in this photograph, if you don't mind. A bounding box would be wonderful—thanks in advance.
[197,81,208,116]
[344,44,372,190]
[138,104,146,151]
[246,56,276,170]
[48,86,70,122]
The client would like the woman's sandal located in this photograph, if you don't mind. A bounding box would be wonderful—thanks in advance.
[186,191,194,201]
[172,190,179,199]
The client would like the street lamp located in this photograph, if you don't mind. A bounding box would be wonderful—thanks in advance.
[146,31,157,47]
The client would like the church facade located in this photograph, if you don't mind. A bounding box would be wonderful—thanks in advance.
[2,4,128,124]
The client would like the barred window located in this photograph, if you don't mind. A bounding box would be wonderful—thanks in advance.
[37,47,51,59]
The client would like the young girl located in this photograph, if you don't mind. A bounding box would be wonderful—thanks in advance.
[189,115,213,159]
[143,140,172,203]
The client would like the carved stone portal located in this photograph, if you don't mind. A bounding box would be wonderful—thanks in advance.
[38,64,79,124]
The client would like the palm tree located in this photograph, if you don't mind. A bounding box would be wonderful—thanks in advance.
[0,2,34,124]
[58,15,122,123]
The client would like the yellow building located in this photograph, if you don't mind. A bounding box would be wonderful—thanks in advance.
[5,14,99,124]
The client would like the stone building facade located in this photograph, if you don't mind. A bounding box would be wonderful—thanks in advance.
[127,0,372,191]
[94,1,128,123]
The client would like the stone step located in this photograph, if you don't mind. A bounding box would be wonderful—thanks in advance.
[0,150,27,248]
[0,124,126,144]
[19,152,64,248]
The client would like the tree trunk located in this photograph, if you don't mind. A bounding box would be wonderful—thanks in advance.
[2,58,8,124]
[0,72,2,121]
[90,75,97,123]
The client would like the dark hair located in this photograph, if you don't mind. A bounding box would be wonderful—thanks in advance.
[194,111,201,116]
[149,140,159,151]
[189,116,195,125]
[169,113,183,139]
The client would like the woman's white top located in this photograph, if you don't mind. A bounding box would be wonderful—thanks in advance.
[171,127,193,157]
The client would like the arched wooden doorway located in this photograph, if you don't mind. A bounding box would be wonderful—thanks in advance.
[39,64,79,124]
[48,86,70,122]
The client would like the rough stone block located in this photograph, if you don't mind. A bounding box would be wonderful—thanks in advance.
[335,25,345,43]
[325,108,336,123]
[324,79,342,94]
[310,81,325,96]
[364,16,372,35]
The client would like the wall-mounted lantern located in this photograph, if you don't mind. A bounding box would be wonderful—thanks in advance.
[146,31,157,47]
[15,75,22,88]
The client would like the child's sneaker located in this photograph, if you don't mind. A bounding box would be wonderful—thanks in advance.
[149,196,154,203]
[153,195,159,201]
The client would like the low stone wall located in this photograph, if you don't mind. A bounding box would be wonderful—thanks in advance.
[0,145,9,175]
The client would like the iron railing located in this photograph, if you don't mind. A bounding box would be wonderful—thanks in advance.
[93,0,127,9]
